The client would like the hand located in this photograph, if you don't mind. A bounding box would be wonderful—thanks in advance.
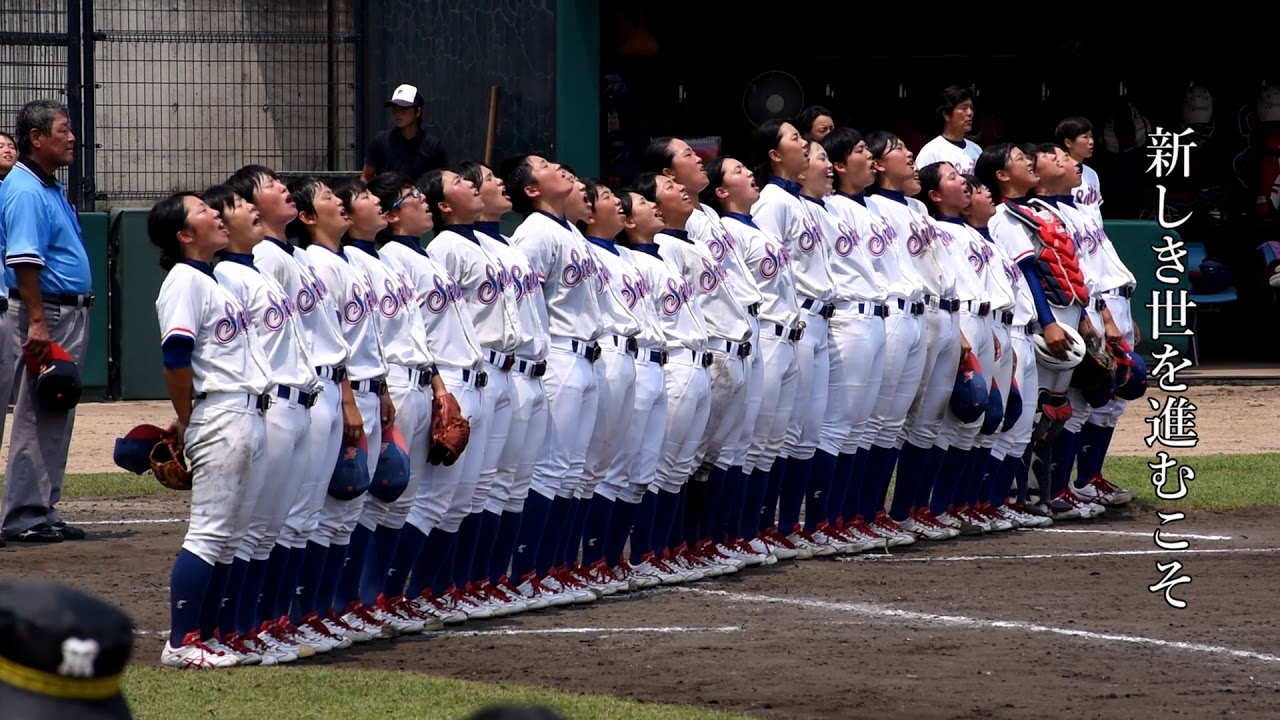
[166,418,188,455]
[1043,322,1070,360]
[380,392,396,431]
[1133,321,1142,346]
[958,331,972,363]
[342,399,365,445]
[23,320,51,362]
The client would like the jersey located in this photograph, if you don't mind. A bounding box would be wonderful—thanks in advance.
[751,179,834,304]
[1002,200,1089,308]
[929,217,986,304]
[827,192,921,303]
[380,236,486,371]
[427,225,525,355]
[802,195,885,303]
[868,191,953,300]
[915,135,982,175]
[975,224,1032,325]
[213,254,318,393]
[345,240,433,369]
[616,245,669,352]
[1074,164,1103,221]
[721,212,801,331]
[157,260,273,396]
[477,224,551,362]
[253,238,351,370]
[655,228,751,344]
[511,210,603,343]
[583,236,643,339]
[1049,197,1135,293]
[305,244,387,382]
[629,242,707,352]
[686,204,764,310]
[943,219,1013,312]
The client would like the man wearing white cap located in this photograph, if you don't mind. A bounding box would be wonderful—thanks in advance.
[360,83,449,184]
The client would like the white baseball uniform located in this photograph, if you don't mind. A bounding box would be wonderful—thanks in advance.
[752,179,833,462]
[629,239,711,495]
[582,234,643,502]
[380,236,489,538]
[213,252,318,566]
[812,194,888,457]
[981,224,1039,465]
[474,223,551,515]
[254,239,351,553]
[614,244,670,504]
[688,205,764,471]
[656,227,751,473]
[1074,164,1103,222]
[512,211,603,500]
[721,212,800,477]
[915,136,982,176]
[156,260,273,567]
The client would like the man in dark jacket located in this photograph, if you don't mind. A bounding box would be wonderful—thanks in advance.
[360,83,448,184]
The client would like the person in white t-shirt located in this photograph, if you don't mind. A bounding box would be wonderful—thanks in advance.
[914,85,982,176]
[1056,116,1103,220]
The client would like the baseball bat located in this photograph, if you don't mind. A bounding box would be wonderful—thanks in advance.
[485,86,499,166]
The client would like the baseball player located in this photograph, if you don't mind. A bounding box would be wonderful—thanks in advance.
[796,140,884,554]
[643,138,764,569]
[861,133,934,545]
[227,165,357,657]
[461,160,554,605]
[959,174,1049,527]
[748,119,834,558]
[1056,117,1103,220]
[975,142,1090,519]
[914,85,982,175]
[200,185,319,664]
[288,177,395,637]
[150,192,273,669]
[623,177,713,585]
[796,105,836,142]
[424,168,541,611]
[499,154,603,606]
[702,157,798,563]
[915,163,1006,534]
[574,179,645,589]
[1027,146,1137,509]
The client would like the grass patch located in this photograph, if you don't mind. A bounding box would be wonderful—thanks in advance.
[0,472,166,499]
[1102,453,1280,511]
[122,666,750,720]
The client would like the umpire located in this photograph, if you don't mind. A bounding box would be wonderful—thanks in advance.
[0,99,93,544]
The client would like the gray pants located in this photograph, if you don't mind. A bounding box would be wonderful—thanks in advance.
[1,300,88,536]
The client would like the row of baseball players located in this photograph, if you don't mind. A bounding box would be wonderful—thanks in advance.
[146,114,1137,669]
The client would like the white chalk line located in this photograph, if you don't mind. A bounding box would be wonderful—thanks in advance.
[841,547,1280,563]
[1028,528,1234,541]
[135,625,742,639]
[78,518,186,526]
[681,588,1280,665]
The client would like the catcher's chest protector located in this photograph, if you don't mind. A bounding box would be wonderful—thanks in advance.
[1006,202,1089,308]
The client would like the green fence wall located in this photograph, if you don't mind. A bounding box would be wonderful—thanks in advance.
[78,212,110,395]
[110,208,168,400]
[1103,220,1190,363]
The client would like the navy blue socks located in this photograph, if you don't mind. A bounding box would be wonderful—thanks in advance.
[170,549,214,646]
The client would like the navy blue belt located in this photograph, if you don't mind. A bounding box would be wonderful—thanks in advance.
[8,289,94,308]
[276,385,317,408]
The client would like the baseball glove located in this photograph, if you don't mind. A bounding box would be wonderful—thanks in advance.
[429,392,470,466]
[150,436,192,491]
[1069,331,1115,400]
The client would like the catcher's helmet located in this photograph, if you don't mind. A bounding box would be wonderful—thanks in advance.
[1031,323,1085,371]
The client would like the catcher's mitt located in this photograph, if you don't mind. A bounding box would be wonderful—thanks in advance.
[1069,332,1115,405]
[429,393,471,466]
[150,436,192,490]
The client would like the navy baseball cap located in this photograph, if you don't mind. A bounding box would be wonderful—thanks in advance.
[0,581,135,720]
[949,354,989,424]
[1002,377,1023,432]
[23,342,82,412]
[385,84,423,108]
[113,424,168,475]
[369,426,410,503]
[980,380,1005,436]
[328,434,371,501]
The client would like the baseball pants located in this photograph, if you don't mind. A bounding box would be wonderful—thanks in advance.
[937,312,998,453]
[472,362,513,513]
[820,302,887,456]
[617,355,668,503]
[782,309,830,461]
[583,340,638,501]
[1087,294,1135,429]
[359,366,434,531]
[991,328,1038,462]
[867,305,927,448]
[238,388,311,563]
[901,307,962,450]
[408,369,487,535]
[974,322,1016,455]
[651,351,712,494]
[490,363,549,515]
[278,374,344,550]
[1039,305,1084,395]
[697,346,749,471]
[717,315,763,471]
[532,342,600,499]
[314,386,384,546]
[745,327,799,475]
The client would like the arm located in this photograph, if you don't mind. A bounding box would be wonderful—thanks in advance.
[13,265,49,359]
[339,379,364,444]
[1016,256,1070,359]
[3,191,51,358]
[161,338,195,450]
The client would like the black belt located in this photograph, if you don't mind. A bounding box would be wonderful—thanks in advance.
[514,359,547,377]
[897,298,926,316]
[722,339,752,359]
[463,367,489,388]
[351,377,387,395]
[8,289,94,308]
[316,365,348,383]
[276,385,317,408]
[800,297,835,319]
[1000,311,1015,326]
[746,303,760,316]
[962,300,991,317]
[0,298,8,313]
[645,349,669,366]
[403,364,437,389]
[196,392,272,412]
[568,339,601,362]
[769,322,804,342]
[926,294,960,313]
[1112,286,1135,299]
[610,335,639,357]
[486,349,515,372]
[852,301,890,319]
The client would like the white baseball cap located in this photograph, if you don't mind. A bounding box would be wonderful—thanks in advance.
[385,84,423,108]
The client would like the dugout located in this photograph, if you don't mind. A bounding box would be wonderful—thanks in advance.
[596,6,1280,369]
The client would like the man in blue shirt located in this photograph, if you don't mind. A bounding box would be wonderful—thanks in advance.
[0,99,94,544]
[359,84,448,184]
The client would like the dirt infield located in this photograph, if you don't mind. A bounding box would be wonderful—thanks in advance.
[1,386,1278,719]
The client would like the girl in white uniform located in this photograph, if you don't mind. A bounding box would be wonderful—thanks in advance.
[748,119,832,558]
[152,192,273,669]
[702,157,798,564]
[202,185,319,664]
[288,178,395,638]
